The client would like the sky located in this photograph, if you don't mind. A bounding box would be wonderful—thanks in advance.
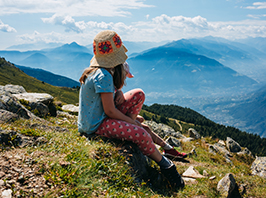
[1,0,266,50]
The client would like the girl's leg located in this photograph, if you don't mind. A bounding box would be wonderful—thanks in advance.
[95,118,159,160]
[96,118,184,189]
[116,88,145,121]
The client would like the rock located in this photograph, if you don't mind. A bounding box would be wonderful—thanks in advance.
[62,104,79,113]
[190,146,197,157]
[182,166,206,179]
[13,92,57,117]
[217,173,236,198]
[226,137,241,153]
[29,102,50,117]
[251,156,266,178]
[0,92,35,119]
[209,176,216,180]
[237,147,253,157]
[180,137,194,142]
[0,179,4,186]
[144,120,185,139]
[188,128,200,139]
[203,170,209,177]
[165,136,181,147]
[0,128,48,148]
[2,189,12,198]
[0,109,19,123]
[1,84,26,94]
[13,93,54,105]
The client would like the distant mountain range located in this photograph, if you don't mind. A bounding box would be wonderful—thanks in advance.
[16,65,79,88]
[1,37,266,137]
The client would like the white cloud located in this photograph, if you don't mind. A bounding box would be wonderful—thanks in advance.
[17,31,66,43]
[14,14,266,46]
[0,19,16,32]
[0,0,153,17]
[42,14,86,33]
[246,2,266,9]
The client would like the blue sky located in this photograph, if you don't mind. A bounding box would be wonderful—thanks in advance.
[0,0,266,50]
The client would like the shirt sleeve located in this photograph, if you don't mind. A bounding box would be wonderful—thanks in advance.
[94,69,114,93]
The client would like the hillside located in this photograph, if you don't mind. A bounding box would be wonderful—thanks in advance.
[143,103,266,156]
[16,65,80,88]
[0,57,79,104]
[1,89,265,197]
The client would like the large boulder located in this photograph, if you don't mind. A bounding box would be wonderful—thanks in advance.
[13,92,56,117]
[188,128,200,139]
[0,92,34,119]
[251,156,266,178]
[226,137,241,153]
[0,84,26,94]
[13,93,54,105]
[217,173,236,198]
[0,109,19,123]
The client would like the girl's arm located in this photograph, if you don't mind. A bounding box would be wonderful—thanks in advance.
[101,92,140,126]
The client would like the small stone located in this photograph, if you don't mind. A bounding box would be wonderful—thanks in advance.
[209,176,216,180]
[2,189,12,198]
[0,179,5,186]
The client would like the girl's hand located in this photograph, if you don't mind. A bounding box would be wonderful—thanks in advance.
[114,90,125,105]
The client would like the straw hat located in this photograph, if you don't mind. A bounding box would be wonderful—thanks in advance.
[90,30,128,68]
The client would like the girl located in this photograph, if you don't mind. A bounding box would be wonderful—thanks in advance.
[78,30,185,190]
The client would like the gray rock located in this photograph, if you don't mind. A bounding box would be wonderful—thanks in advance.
[217,173,236,198]
[144,120,186,139]
[0,109,19,123]
[2,189,12,198]
[251,156,266,178]
[188,128,200,139]
[226,137,241,153]
[237,147,253,157]
[1,84,26,94]
[165,136,181,147]
[29,102,50,117]
[0,92,35,119]
[13,93,54,105]
[62,104,79,113]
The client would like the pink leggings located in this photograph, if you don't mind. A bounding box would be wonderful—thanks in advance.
[95,89,156,156]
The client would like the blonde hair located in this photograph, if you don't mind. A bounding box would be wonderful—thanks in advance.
[79,64,126,90]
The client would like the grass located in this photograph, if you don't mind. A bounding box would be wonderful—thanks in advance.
[1,112,265,198]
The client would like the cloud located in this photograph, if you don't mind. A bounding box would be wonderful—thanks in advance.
[0,19,16,33]
[0,0,153,17]
[246,2,266,9]
[17,31,66,43]
[15,14,266,46]
[42,14,86,33]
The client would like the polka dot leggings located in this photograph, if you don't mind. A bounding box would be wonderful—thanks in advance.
[95,89,156,156]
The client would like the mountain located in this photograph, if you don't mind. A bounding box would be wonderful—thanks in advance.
[125,44,258,104]
[16,65,80,88]
[6,42,63,51]
[236,37,266,54]
[0,42,93,81]
[226,85,266,137]
[161,37,266,83]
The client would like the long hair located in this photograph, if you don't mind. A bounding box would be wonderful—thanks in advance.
[79,66,98,84]
[113,64,126,90]
[79,64,126,89]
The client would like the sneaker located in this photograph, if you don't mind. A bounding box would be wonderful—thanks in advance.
[161,164,185,190]
[163,148,188,159]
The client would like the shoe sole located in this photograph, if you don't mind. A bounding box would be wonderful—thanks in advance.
[164,153,186,159]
